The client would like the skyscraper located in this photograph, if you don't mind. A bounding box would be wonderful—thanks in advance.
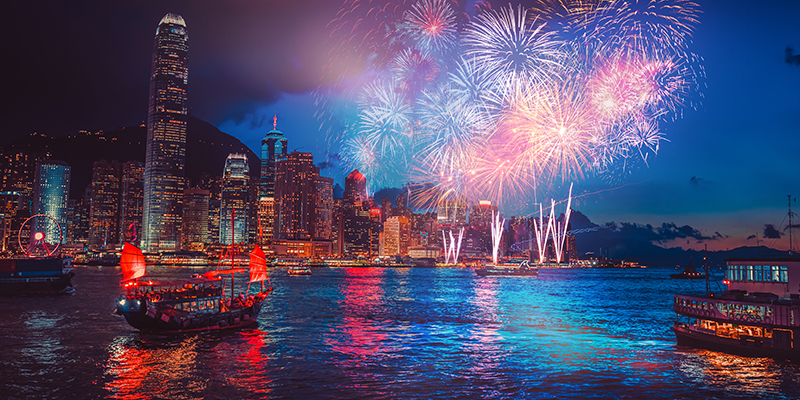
[275,151,317,240]
[220,154,249,245]
[32,161,71,245]
[89,160,121,250]
[344,169,368,206]
[259,115,288,200]
[142,13,189,252]
[181,188,209,250]
[120,161,144,245]
[314,175,334,240]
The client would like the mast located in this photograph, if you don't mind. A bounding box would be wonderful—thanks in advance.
[704,244,709,297]
[789,195,795,255]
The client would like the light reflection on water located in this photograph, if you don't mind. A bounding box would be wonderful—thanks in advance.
[0,266,799,399]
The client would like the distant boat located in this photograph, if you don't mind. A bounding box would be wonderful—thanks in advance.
[115,242,272,333]
[670,259,707,279]
[288,265,311,276]
[474,260,539,277]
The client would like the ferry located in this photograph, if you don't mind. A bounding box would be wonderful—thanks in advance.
[0,257,75,295]
[474,260,539,277]
[672,256,800,361]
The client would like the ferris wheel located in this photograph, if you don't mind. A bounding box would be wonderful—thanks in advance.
[18,214,63,257]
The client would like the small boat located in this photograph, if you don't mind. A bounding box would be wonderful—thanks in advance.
[115,242,272,333]
[0,257,75,295]
[474,260,539,277]
[670,259,708,279]
[288,265,311,276]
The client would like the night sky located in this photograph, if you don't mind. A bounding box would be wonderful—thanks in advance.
[3,0,799,252]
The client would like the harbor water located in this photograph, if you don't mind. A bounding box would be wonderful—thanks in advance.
[1,266,799,399]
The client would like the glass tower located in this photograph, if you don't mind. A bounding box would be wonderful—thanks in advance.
[220,154,250,245]
[259,115,288,200]
[32,161,71,245]
[143,13,189,252]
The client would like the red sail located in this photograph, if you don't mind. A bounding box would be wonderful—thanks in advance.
[121,242,146,281]
[249,245,268,283]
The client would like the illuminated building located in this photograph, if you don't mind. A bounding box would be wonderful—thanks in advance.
[89,160,121,250]
[0,191,22,252]
[395,193,408,217]
[32,161,71,244]
[66,194,90,246]
[315,176,334,240]
[1,148,49,207]
[220,154,249,245]
[437,199,467,228]
[119,161,144,245]
[275,151,317,240]
[344,169,368,206]
[380,197,393,223]
[259,115,288,199]
[143,13,189,252]
[384,216,410,256]
[181,188,209,250]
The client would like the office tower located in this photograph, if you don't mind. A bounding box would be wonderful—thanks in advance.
[259,115,288,199]
[344,169,367,206]
[384,216,410,256]
[89,160,121,250]
[315,175,334,240]
[181,188,209,250]
[436,199,467,228]
[119,161,144,245]
[142,13,189,252]
[32,161,71,245]
[0,191,22,252]
[275,151,318,240]
[396,193,408,217]
[220,154,249,245]
[380,197,393,223]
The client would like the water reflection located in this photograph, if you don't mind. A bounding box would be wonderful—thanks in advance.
[328,267,387,358]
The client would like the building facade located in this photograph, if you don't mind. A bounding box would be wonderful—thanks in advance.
[275,152,318,241]
[32,161,71,245]
[219,154,249,245]
[89,160,121,250]
[142,13,189,252]
[181,188,209,250]
[120,161,144,245]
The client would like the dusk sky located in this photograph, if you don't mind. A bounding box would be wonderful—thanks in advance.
[3,0,799,252]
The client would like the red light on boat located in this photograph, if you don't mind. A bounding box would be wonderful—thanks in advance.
[723,280,729,285]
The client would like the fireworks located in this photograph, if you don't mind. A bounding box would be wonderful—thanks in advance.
[322,0,705,209]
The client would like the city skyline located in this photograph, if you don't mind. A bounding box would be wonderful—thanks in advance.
[2,1,800,253]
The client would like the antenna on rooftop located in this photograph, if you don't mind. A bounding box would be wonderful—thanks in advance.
[789,195,796,255]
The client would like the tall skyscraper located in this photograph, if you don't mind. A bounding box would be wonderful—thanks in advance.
[120,161,144,245]
[32,161,71,245]
[220,154,249,245]
[275,151,318,240]
[314,176,334,240]
[259,115,288,199]
[143,13,189,252]
[89,160,121,250]
[344,169,368,206]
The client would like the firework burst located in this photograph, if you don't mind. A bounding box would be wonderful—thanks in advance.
[402,0,459,53]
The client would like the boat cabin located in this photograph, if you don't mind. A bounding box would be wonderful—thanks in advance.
[724,258,799,298]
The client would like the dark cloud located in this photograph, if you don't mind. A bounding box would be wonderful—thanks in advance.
[764,224,782,239]
[689,176,706,186]
[747,234,757,240]
[610,221,718,243]
[317,152,342,170]
[786,46,800,66]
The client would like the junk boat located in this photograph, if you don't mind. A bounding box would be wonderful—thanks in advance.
[115,241,272,333]
[287,265,311,276]
[670,258,708,279]
[474,260,539,277]
[672,256,800,361]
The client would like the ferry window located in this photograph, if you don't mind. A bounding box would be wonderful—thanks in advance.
[746,265,754,281]
[780,266,788,283]
[772,266,781,282]
[755,266,763,282]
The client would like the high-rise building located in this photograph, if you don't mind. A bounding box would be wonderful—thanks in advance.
[314,175,334,240]
[437,199,467,228]
[119,161,144,245]
[275,152,318,240]
[0,191,23,252]
[89,160,121,250]
[142,13,189,252]
[181,188,209,249]
[380,197,393,223]
[220,154,249,245]
[32,161,71,245]
[259,115,288,199]
[384,216,410,256]
[344,170,368,206]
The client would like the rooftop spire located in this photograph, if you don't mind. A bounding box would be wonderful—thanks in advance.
[273,113,277,131]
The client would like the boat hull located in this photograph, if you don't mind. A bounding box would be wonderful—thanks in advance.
[672,323,800,361]
[474,266,538,277]
[116,295,268,333]
[0,273,75,295]
[0,257,75,295]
